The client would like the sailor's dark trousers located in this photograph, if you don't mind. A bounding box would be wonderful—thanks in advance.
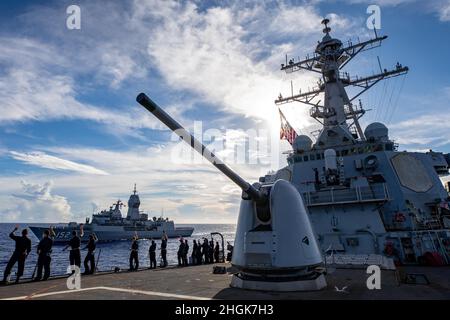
[129,250,139,270]
[149,251,156,269]
[69,249,81,268]
[177,252,183,266]
[161,249,167,267]
[84,251,95,274]
[36,253,51,280]
[3,251,26,281]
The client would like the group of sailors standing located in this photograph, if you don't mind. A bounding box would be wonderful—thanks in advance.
[1,226,98,284]
[1,226,224,284]
[62,226,99,275]
[176,238,220,267]
[128,231,168,271]
[131,231,222,270]
[190,239,221,265]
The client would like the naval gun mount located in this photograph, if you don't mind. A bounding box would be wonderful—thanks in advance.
[137,93,326,291]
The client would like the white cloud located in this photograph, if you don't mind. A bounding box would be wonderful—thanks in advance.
[14,2,149,88]
[0,1,354,136]
[99,49,144,89]
[438,1,450,21]
[134,0,327,129]
[0,37,162,135]
[0,180,72,222]
[388,86,450,149]
[393,114,450,148]
[9,151,109,175]
[0,141,270,223]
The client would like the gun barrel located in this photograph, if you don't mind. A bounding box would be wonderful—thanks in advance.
[136,93,263,201]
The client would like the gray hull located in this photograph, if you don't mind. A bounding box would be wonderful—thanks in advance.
[29,226,194,243]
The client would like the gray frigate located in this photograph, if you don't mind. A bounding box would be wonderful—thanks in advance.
[29,185,194,243]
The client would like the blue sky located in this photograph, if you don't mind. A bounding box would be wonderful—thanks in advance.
[0,0,449,223]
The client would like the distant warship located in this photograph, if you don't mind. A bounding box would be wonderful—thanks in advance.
[29,185,194,243]
[265,19,450,265]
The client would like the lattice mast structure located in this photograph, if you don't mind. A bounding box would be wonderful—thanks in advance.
[276,19,408,148]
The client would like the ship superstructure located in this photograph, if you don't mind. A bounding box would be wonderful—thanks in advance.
[264,19,450,265]
[29,185,194,243]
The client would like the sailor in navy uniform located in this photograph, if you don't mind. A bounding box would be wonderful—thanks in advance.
[214,241,220,263]
[196,240,203,264]
[83,234,97,275]
[202,238,209,264]
[2,226,31,284]
[64,229,83,271]
[192,240,198,265]
[160,232,168,267]
[34,228,54,281]
[208,240,214,264]
[148,240,157,269]
[183,239,189,266]
[177,238,185,266]
[129,236,139,271]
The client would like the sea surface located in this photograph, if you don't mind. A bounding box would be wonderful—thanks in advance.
[0,223,236,280]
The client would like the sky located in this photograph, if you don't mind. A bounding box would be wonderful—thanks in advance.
[0,0,449,223]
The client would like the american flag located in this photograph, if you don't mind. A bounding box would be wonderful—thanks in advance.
[279,108,298,145]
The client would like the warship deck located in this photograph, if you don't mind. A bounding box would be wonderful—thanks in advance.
[0,263,449,300]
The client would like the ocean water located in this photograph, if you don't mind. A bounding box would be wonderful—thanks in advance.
[0,223,236,280]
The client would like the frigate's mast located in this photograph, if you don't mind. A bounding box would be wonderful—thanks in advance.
[276,18,408,149]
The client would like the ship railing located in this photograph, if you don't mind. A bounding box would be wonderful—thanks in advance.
[303,183,389,206]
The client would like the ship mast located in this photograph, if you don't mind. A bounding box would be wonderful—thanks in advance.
[276,18,408,149]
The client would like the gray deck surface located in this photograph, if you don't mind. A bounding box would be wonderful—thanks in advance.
[0,264,449,300]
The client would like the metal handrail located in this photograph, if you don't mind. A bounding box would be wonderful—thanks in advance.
[303,183,388,206]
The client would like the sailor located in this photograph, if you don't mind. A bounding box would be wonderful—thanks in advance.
[209,240,214,264]
[161,234,168,267]
[196,239,203,265]
[177,238,185,266]
[191,240,198,265]
[64,228,83,271]
[148,239,157,269]
[83,234,97,275]
[34,228,54,281]
[226,241,233,262]
[2,226,31,284]
[214,241,220,263]
[202,238,209,264]
[129,236,139,271]
[183,239,189,266]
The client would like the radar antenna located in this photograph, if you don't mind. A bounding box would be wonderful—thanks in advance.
[277,19,408,144]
